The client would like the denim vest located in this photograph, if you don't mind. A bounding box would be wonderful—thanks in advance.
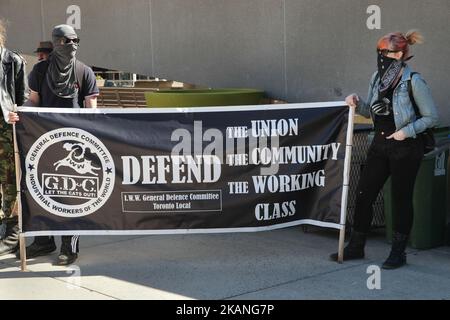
[356,65,439,138]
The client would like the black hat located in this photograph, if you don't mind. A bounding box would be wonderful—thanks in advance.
[34,41,53,53]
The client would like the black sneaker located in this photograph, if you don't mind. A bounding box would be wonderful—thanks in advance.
[16,237,57,259]
[56,252,78,266]
[56,235,80,265]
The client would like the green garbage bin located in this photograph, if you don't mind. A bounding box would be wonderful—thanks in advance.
[384,127,450,249]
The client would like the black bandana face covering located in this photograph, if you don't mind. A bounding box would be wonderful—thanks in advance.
[46,24,80,99]
[377,50,403,95]
[56,42,78,60]
[46,41,79,98]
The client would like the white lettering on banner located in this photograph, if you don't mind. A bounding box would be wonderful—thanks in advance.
[29,138,50,162]
[255,201,296,221]
[171,119,296,170]
[252,170,326,193]
[226,126,249,138]
[119,115,342,223]
[250,143,341,165]
[251,118,299,137]
[227,154,248,166]
[228,181,249,194]
[121,155,221,185]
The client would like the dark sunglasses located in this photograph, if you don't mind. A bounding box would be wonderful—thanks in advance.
[64,37,80,44]
[378,49,400,56]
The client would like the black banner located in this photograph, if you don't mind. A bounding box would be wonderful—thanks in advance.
[16,103,349,235]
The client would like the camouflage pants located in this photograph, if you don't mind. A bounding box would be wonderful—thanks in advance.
[0,121,16,221]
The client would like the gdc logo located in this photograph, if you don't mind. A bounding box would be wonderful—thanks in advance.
[43,174,98,199]
[25,128,115,218]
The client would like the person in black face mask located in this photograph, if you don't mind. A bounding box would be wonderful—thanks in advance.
[330,30,439,269]
[9,24,99,266]
[46,25,80,99]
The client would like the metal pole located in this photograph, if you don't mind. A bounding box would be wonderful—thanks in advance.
[338,106,355,263]
[12,105,26,271]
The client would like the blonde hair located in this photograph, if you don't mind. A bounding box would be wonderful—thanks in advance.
[405,30,424,45]
[0,19,6,47]
[377,29,424,60]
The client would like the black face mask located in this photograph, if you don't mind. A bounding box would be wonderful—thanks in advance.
[54,42,78,60]
[46,41,79,98]
[377,51,403,95]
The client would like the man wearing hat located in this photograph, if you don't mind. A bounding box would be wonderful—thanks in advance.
[9,24,99,265]
[34,41,53,61]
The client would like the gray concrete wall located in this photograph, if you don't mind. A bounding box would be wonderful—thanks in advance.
[1,0,449,123]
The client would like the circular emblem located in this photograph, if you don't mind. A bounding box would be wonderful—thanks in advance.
[25,128,115,218]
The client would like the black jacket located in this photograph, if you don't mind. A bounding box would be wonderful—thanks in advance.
[0,47,27,121]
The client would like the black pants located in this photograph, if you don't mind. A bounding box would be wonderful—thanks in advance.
[34,235,79,253]
[353,132,423,235]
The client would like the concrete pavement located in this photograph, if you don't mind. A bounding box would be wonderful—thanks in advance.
[1,227,449,300]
